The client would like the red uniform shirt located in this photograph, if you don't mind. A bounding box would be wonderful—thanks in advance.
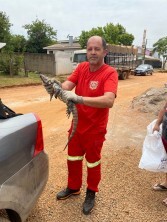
[67,62,118,134]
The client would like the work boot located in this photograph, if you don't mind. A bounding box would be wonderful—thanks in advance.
[83,189,95,215]
[56,187,80,200]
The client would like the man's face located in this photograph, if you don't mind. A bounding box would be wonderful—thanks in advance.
[86,37,107,66]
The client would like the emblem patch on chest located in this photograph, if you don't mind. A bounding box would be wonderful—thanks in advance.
[89,81,98,90]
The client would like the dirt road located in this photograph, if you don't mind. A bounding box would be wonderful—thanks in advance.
[1,72,167,221]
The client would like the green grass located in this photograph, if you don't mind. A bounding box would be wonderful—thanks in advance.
[0,72,42,88]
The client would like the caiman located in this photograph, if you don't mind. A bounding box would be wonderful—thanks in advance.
[40,74,78,150]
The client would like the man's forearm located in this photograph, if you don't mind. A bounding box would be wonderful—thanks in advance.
[82,94,115,108]
[62,80,75,91]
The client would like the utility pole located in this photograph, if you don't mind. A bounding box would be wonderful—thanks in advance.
[143,39,147,64]
[142,29,147,64]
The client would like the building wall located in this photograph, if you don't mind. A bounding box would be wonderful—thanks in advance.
[24,52,73,75]
[24,53,55,75]
[55,51,72,75]
[47,49,75,64]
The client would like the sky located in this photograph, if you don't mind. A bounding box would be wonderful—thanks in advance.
[1,0,167,48]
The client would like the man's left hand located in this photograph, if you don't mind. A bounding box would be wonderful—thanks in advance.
[62,91,83,104]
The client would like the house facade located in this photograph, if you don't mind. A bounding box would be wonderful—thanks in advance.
[43,36,82,75]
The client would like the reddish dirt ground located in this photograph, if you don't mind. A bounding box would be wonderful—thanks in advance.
[1,72,167,221]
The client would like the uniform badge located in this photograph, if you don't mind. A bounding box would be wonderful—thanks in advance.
[89,81,98,90]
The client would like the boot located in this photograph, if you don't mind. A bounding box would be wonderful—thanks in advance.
[56,187,80,200]
[83,189,95,215]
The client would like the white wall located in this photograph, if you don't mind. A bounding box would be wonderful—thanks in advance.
[55,51,73,75]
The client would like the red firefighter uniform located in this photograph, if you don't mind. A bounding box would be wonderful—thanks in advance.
[67,61,118,192]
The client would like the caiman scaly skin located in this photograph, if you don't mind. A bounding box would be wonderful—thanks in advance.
[40,74,78,150]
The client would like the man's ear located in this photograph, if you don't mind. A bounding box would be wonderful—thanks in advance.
[104,49,108,57]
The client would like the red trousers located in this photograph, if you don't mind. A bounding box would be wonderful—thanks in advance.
[67,132,105,192]
[162,137,167,153]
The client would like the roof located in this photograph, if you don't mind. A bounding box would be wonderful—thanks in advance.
[0,43,6,49]
[43,42,81,51]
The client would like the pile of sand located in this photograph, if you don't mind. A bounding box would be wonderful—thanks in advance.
[131,87,167,116]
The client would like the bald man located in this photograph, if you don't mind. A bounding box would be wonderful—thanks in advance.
[44,36,118,215]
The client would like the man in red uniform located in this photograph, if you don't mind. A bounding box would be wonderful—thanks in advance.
[44,36,118,215]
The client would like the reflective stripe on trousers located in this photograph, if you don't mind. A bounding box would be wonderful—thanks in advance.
[67,155,101,168]
[86,159,101,168]
[67,155,84,161]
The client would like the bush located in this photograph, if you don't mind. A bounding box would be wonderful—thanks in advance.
[0,53,24,75]
[0,54,10,74]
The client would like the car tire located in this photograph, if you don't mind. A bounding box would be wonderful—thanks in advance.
[0,214,11,222]
[0,210,10,222]
[119,71,127,80]
[0,217,10,222]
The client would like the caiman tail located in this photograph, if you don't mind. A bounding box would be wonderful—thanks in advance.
[64,102,78,150]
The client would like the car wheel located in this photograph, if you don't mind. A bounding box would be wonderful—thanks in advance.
[119,71,127,80]
[0,210,11,222]
[0,217,10,222]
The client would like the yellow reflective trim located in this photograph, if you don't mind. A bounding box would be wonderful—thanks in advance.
[87,159,101,168]
[67,155,84,161]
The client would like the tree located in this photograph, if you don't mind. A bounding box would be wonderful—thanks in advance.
[0,11,12,52]
[79,23,134,48]
[10,35,27,52]
[153,37,167,69]
[79,31,91,48]
[118,33,134,46]
[24,19,57,53]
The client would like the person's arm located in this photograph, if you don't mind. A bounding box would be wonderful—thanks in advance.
[61,91,116,108]
[153,102,167,132]
[82,92,116,108]
[62,80,76,91]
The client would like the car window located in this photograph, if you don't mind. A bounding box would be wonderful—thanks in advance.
[138,64,153,69]
[138,65,145,68]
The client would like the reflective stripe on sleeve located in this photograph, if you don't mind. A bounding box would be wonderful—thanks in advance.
[86,159,101,168]
[67,155,84,161]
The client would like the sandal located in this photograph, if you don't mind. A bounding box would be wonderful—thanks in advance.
[153,183,167,191]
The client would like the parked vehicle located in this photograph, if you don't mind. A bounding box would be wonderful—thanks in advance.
[72,44,137,80]
[72,49,87,71]
[0,101,49,222]
[134,64,153,76]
